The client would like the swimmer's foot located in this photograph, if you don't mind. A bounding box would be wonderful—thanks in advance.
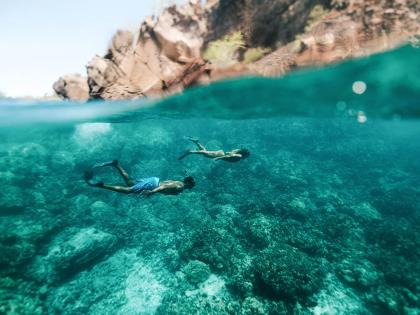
[110,159,119,167]
[84,171,104,187]
[186,136,199,144]
[178,150,192,160]
[92,160,118,169]
[93,181,104,187]
[84,170,94,181]
[89,181,104,187]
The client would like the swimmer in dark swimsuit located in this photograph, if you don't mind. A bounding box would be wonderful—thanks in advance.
[84,160,195,195]
[178,137,250,162]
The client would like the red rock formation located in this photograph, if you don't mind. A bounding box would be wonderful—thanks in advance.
[205,0,329,47]
[82,0,208,101]
[53,74,89,101]
[252,0,419,76]
[54,0,419,101]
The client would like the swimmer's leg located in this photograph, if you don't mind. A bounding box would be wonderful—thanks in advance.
[84,170,101,186]
[111,160,135,186]
[178,150,194,160]
[92,160,117,169]
[84,171,132,193]
[188,137,206,150]
[178,150,211,160]
[98,184,133,194]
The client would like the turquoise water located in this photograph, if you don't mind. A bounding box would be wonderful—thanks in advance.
[0,46,419,314]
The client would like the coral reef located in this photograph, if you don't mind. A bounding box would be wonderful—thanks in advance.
[30,227,118,283]
[1,113,419,314]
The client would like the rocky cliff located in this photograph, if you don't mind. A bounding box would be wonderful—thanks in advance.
[54,0,419,101]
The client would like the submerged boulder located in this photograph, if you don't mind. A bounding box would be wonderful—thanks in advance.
[47,249,167,315]
[253,244,324,303]
[30,227,117,283]
[181,260,211,286]
[0,185,25,214]
[0,215,61,276]
[337,258,384,289]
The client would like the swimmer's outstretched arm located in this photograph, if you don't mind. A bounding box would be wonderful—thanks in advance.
[142,186,165,196]
[213,154,242,161]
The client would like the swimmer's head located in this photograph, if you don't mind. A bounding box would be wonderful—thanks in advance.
[183,176,195,189]
[238,148,250,159]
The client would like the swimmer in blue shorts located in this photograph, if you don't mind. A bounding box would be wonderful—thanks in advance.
[84,160,195,196]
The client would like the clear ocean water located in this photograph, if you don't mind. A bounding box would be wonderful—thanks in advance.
[0,45,419,314]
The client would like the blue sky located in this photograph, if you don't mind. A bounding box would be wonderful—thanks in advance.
[0,0,184,97]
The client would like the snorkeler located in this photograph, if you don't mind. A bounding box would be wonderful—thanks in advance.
[178,137,250,162]
[84,160,195,196]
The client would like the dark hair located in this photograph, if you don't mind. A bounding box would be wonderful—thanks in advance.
[238,148,250,158]
[183,176,195,189]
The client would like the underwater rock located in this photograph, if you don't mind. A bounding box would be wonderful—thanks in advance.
[0,214,61,275]
[50,150,76,170]
[71,194,92,214]
[0,185,25,214]
[311,273,369,314]
[0,278,44,315]
[373,286,402,315]
[0,237,35,275]
[179,225,244,272]
[2,118,420,313]
[48,249,167,315]
[345,202,382,223]
[31,227,117,283]
[0,214,62,276]
[336,258,384,289]
[253,244,324,303]
[181,260,211,286]
[6,143,48,176]
[158,274,229,315]
[365,217,420,298]
[239,297,272,315]
[244,214,274,248]
[278,219,328,257]
[119,259,168,315]
[89,201,117,227]
[0,170,16,184]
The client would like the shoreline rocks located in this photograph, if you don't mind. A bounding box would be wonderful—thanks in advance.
[53,0,419,102]
[53,74,89,102]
